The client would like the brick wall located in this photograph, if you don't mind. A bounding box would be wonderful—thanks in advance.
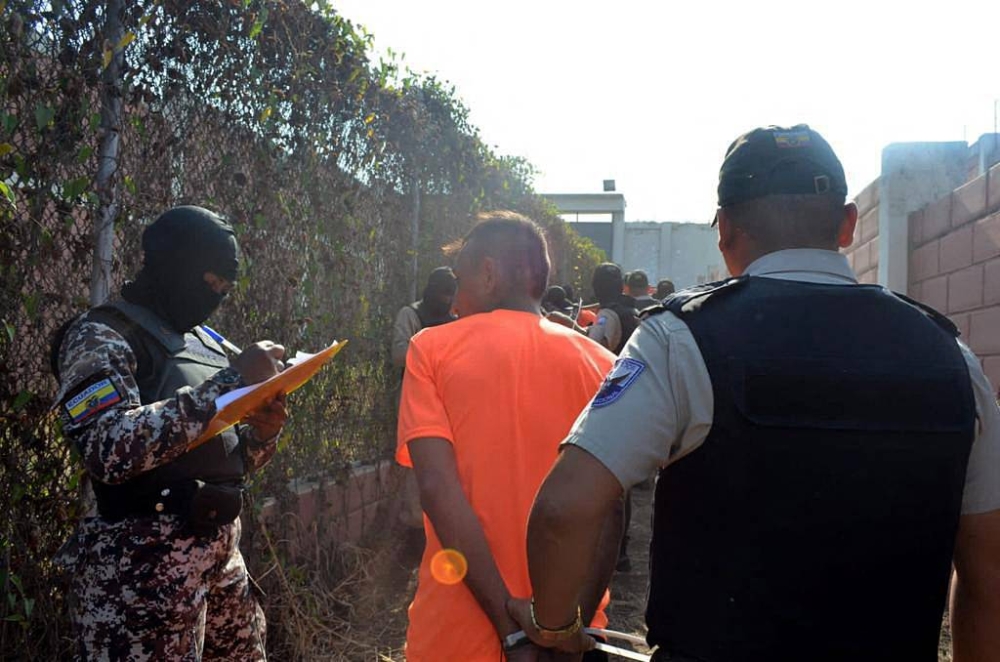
[259,461,403,555]
[844,179,880,284]
[908,162,1000,389]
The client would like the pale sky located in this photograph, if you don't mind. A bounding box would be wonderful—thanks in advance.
[332,0,1000,223]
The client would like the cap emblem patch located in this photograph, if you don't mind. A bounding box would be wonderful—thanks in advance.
[774,130,812,148]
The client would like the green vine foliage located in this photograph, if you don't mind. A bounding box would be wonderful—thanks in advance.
[0,1,605,657]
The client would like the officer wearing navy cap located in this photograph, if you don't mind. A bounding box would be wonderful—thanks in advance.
[510,125,1000,661]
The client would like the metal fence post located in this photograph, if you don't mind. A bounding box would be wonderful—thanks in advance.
[91,0,125,306]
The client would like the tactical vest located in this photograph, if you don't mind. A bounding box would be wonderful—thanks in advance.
[604,296,639,354]
[409,300,456,329]
[647,277,976,662]
[85,301,246,514]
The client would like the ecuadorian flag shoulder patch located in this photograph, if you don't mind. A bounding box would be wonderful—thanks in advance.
[63,374,123,425]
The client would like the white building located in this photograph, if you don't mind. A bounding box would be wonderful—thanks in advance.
[544,188,726,290]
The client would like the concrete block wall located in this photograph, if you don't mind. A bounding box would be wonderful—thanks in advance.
[908,162,1000,390]
[258,460,402,557]
[843,179,880,284]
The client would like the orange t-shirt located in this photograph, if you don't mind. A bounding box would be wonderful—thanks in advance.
[577,308,598,327]
[397,309,616,662]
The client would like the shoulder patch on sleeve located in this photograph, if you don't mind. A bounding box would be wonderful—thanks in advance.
[591,357,646,409]
[61,371,123,425]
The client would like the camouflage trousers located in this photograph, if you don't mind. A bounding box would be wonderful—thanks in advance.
[59,514,266,661]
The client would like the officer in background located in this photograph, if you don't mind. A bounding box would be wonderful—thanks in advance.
[390,266,457,370]
[653,278,675,300]
[53,206,287,660]
[587,263,639,355]
[513,125,1000,661]
[625,270,657,310]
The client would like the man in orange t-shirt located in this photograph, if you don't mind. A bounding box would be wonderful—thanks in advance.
[397,211,620,662]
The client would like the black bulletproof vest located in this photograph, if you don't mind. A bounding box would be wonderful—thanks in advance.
[647,277,976,662]
[86,301,246,510]
[410,300,456,329]
[605,295,639,354]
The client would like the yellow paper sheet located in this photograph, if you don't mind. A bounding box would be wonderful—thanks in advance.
[190,340,347,450]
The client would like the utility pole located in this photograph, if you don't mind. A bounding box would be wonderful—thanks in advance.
[410,177,421,302]
[91,0,124,305]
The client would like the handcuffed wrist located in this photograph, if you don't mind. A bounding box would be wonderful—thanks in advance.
[531,598,582,642]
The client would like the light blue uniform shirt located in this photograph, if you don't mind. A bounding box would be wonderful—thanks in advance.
[565,249,1000,515]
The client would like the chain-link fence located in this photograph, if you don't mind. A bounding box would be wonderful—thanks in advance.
[0,1,604,657]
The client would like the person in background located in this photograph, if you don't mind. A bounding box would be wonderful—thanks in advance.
[391,266,457,370]
[587,263,639,355]
[390,266,459,549]
[52,205,286,660]
[654,278,675,300]
[513,124,1000,662]
[397,211,619,661]
[626,270,657,310]
[541,285,574,317]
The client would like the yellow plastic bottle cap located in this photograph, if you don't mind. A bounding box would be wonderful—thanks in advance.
[430,548,468,585]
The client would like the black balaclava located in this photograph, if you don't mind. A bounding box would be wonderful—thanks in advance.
[121,206,239,332]
[421,266,457,317]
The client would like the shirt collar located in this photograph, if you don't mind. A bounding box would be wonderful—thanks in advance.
[743,248,858,285]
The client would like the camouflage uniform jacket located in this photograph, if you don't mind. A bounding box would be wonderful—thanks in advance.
[55,315,276,487]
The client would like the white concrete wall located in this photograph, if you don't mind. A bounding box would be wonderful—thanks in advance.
[622,221,726,290]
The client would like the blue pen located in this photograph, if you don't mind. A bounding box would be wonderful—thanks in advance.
[200,324,242,355]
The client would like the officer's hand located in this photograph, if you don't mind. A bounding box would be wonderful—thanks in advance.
[231,341,285,385]
[244,393,287,443]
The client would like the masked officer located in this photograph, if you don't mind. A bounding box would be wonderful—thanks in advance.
[52,206,287,660]
[513,126,1000,661]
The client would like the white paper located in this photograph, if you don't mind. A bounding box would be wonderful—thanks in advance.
[214,383,256,411]
[213,345,329,412]
[286,350,316,367]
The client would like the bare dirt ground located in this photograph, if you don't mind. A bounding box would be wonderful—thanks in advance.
[344,483,954,661]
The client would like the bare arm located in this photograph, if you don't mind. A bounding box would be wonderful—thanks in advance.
[408,437,520,640]
[545,311,588,335]
[508,445,623,652]
[951,509,1000,662]
[580,489,624,622]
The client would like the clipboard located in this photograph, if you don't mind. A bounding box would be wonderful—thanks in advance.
[189,340,348,450]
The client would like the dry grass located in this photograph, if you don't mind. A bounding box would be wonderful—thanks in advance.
[252,514,414,661]
[255,484,958,661]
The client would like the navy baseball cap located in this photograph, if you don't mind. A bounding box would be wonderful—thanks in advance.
[713,124,847,224]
